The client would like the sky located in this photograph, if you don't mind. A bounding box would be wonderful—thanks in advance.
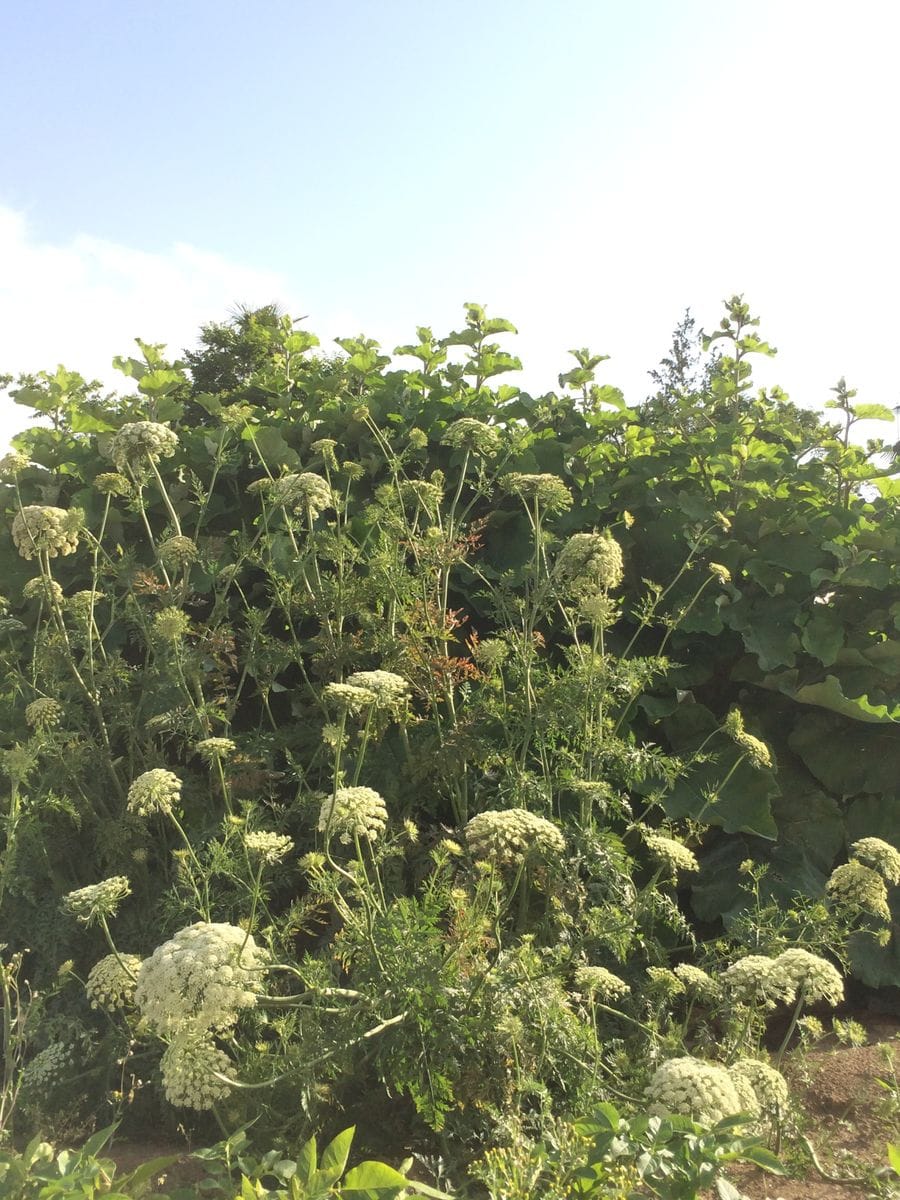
[2,0,900,448]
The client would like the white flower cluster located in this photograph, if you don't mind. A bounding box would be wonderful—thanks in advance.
[135,921,267,1036]
[93,471,132,496]
[244,830,294,864]
[323,681,378,713]
[673,963,720,1003]
[730,1058,790,1116]
[63,876,132,925]
[158,535,199,570]
[11,505,82,559]
[775,949,843,1005]
[25,697,63,731]
[555,531,624,593]
[441,418,502,456]
[21,1041,78,1093]
[269,471,334,517]
[85,953,142,1011]
[66,590,105,621]
[646,1057,743,1126]
[722,955,795,1008]
[501,473,573,513]
[723,949,844,1009]
[574,965,630,1002]
[643,831,699,876]
[194,737,236,762]
[318,786,388,844]
[22,577,63,605]
[109,421,178,471]
[465,808,565,867]
[471,638,509,671]
[160,1034,235,1110]
[850,837,900,887]
[127,769,182,817]
[826,861,891,921]
[0,451,30,478]
[345,670,411,708]
[153,608,191,641]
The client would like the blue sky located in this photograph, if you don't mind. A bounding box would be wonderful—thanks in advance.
[2,1,899,445]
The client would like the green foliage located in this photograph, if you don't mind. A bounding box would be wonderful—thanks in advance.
[0,296,897,1180]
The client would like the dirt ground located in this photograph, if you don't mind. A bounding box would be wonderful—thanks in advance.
[108,1019,900,1198]
[725,1016,900,1200]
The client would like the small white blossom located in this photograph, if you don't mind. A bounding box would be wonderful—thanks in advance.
[722,956,795,1008]
[85,953,142,1011]
[11,505,82,559]
[556,531,624,593]
[574,965,630,1002]
[318,786,388,844]
[344,670,411,708]
[244,830,294,864]
[501,473,573,513]
[465,808,565,867]
[127,769,182,817]
[674,963,721,1003]
[850,837,900,886]
[109,421,178,471]
[729,1059,790,1116]
[63,876,132,925]
[135,922,267,1036]
[323,682,378,713]
[827,861,891,921]
[269,472,333,517]
[25,697,63,731]
[441,418,502,456]
[158,535,199,569]
[773,949,844,1006]
[22,577,63,605]
[646,1057,744,1126]
[643,831,699,876]
[194,737,236,762]
[160,1034,235,1110]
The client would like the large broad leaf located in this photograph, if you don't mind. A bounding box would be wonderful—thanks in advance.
[845,793,900,845]
[758,671,900,723]
[770,762,844,871]
[848,899,900,988]
[662,705,778,838]
[790,713,900,793]
[800,611,844,667]
[722,595,800,671]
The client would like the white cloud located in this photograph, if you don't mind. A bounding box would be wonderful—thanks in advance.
[0,208,297,446]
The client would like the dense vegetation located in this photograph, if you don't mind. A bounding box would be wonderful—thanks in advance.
[0,298,898,1197]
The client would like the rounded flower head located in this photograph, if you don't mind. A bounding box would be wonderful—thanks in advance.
[344,670,411,709]
[11,505,82,559]
[311,438,338,467]
[153,608,191,642]
[646,967,685,999]
[127,768,182,817]
[501,473,573,513]
[158,535,199,570]
[20,1042,78,1093]
[556,531,624,593]
[827,861,891,921]
[63,876,132,925]
[774,949,843,1006]
[441,418,502,456]
[22,577,63,605]
[0,451,30,478]
[851,837,900,886]
[160,1034,235,1110]
[270,471,334,517]
[65,590,105,623]
[574,965,630,1002]
[194,737,236,763]
[674,963,721,1003]
[729,1059,790,1116]
[25,697,63,731]
[318,786,388,845]
[323,682,378,714]
[109,421,178,471]
[465,808,565,868]
[723,955,795,1008]
[244,830,294,864]
[646,1057,744,1126]
[723,709,773,770]
[93,471,132,496]
[85,953,142,1011]
[643,831,699,876]
[135,921,267,1035]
